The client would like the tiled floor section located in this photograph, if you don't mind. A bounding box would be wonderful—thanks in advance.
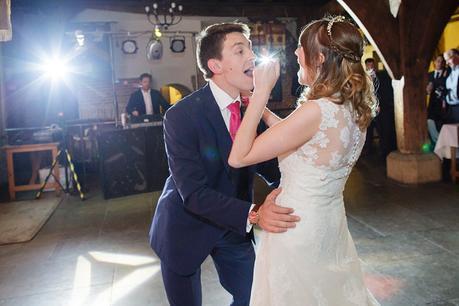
[0,157,458,306]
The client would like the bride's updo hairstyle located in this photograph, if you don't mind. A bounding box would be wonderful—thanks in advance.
[299,16,377,130]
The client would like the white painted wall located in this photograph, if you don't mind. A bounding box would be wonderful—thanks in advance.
[72,10,297,92]
[72,9,203,91]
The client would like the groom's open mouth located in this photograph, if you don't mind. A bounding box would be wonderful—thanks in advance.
[244,67,254,78]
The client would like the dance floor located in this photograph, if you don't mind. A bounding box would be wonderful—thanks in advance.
[0,156,458,306]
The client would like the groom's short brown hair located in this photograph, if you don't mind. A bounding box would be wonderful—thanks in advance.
[196,22,250,80]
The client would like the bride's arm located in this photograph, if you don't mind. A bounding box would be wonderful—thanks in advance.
[261,107,282,127]
[241,91,280,127]
[229,100,321,168]
[229,61,321,168]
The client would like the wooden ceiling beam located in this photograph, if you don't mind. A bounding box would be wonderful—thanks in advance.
[13,0,340,18]
[338,0,457,154]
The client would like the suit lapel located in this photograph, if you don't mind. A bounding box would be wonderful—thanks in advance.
[202,84,233,174]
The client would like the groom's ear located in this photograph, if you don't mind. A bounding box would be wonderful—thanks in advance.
[208,59,222,75]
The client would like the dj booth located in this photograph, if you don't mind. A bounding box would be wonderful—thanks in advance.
[4,116,169,200]
[97,117,169,199]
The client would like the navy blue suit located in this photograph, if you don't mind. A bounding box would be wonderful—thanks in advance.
[149,84,279,306]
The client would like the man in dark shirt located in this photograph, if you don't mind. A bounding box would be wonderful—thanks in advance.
[126,73,171,117]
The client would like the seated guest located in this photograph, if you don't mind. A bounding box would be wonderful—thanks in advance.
[443,49,459,123]
[126,73,171,117]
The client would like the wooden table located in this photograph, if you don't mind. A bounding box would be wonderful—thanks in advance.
[3,143,61,200]
[434,124,459,183]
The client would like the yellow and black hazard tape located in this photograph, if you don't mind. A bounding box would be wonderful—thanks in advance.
[65,150,85,200]
[35,149,85,200]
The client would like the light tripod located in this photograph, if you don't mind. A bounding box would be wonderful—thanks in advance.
[35,121,85,200]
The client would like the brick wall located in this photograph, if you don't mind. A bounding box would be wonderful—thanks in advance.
[77,78,139,120]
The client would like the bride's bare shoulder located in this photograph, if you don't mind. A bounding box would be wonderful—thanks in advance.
[279,100,322,132]
[292,98,324,116]
[299,96,338,106]
[296,97,341,114]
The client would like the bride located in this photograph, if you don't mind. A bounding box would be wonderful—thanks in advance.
[229,16,380,306]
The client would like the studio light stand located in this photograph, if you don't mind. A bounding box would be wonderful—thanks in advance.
[36,115,85,200]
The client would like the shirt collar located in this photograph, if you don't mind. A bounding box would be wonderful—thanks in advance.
[209,80,241,111]
[141,88,151,94]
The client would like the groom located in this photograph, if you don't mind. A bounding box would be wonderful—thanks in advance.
[149,22,299,306]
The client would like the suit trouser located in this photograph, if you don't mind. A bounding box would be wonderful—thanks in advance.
[161,231,255,306]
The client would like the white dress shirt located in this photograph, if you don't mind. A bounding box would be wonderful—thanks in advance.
[208,80,255,232]
[209,80,241,130]
[141,89,154,115]
[446,65,459,105]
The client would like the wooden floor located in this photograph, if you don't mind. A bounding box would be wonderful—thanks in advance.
[0,156,458,306]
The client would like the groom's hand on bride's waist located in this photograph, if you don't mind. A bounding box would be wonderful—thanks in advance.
[257,188,301,233]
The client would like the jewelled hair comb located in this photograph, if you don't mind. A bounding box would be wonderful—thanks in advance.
[326,16,362,63]
[326,15,346,40]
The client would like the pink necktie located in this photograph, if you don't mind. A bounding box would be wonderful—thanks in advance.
[227,101,241,141]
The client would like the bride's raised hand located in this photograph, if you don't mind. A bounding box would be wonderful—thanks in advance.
[252,58,280,99]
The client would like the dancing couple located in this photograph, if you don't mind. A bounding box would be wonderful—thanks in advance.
[149,16,380,306]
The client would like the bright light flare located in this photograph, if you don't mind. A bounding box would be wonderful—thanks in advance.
[259,54,276,65]
[39,57,70,79]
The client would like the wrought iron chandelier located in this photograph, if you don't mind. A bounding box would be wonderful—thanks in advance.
[145,1,183,30]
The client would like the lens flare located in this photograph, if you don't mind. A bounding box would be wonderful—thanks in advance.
[39,58,69,79]
[259,55,275,65]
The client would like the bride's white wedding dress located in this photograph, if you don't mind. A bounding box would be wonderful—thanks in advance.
[250,98,380,306]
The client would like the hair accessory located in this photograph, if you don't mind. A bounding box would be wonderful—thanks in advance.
[326,16,362,63]
[326,16,346,40]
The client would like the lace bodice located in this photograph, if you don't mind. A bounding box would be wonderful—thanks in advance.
[282,98,366,181]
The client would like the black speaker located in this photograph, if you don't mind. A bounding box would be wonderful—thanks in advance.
[98,128,148,199]
[98,126,169,199]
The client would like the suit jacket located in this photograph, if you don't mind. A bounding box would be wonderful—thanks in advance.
[372,70,397,156]
[374,70,394,114]
[428,70,448,85]
[427,70,448,120]
[126,88,171,116]
[149,84,280,275]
